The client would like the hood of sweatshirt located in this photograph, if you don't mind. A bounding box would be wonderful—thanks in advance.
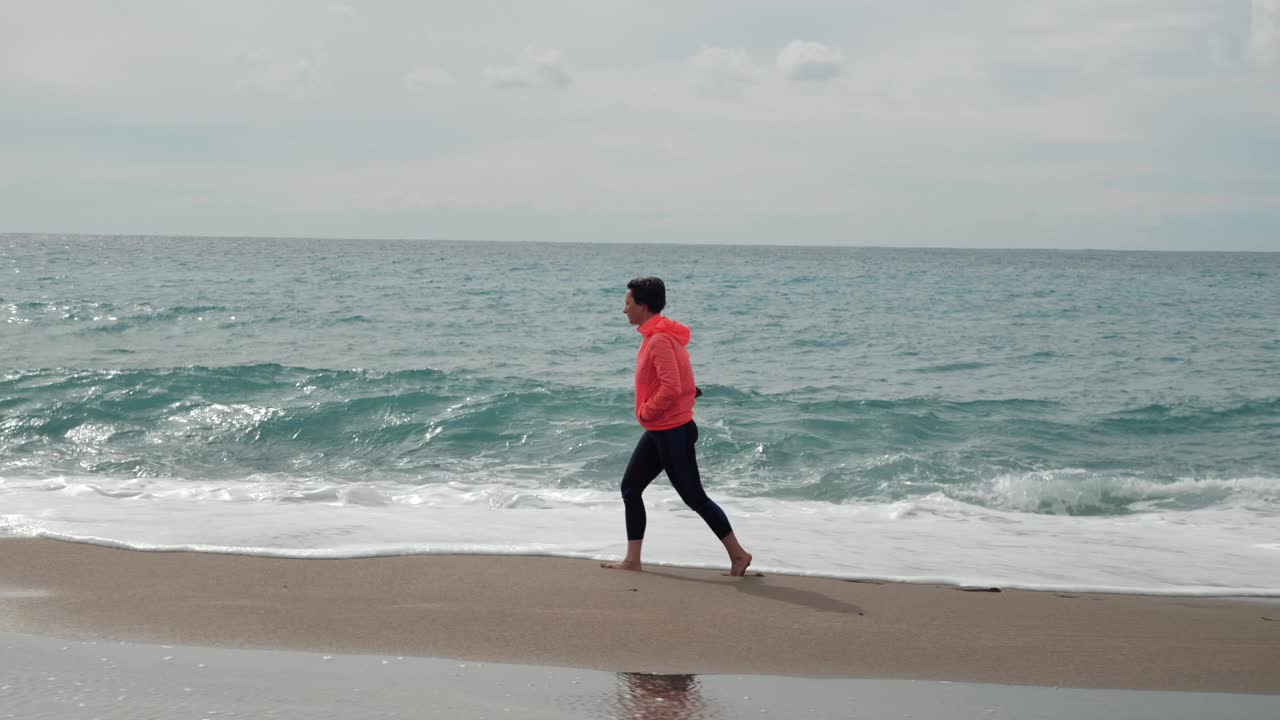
[637,314,691,346]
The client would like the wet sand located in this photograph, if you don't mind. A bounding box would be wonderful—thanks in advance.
[5,631,1279,719]
[1,538,1278,694]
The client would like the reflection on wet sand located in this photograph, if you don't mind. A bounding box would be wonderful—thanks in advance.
[612,672,714,719]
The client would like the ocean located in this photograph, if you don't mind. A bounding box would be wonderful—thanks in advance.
[2,235,1277,595]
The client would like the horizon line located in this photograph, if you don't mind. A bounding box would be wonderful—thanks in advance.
[2,231,1277,254]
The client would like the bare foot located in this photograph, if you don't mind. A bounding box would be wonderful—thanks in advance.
[726,552,753,577]
[601,561,643,572]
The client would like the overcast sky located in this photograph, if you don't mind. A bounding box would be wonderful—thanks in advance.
[2,1,1278,250]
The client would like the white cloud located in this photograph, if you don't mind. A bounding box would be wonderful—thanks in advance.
[777,40,844,82]
[485,49,572,89]
[404,65,454,91]
[328,2,356,18]
[235,49,314,96]
[1248,0,1280,68]
[688,45,759,88]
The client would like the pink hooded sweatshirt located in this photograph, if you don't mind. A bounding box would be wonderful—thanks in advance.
[634,315,697,431]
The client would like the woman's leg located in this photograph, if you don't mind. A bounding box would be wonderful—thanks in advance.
[655,422,752,575]
[602,431,663,571]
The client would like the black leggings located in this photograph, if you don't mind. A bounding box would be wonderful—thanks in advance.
[620,420,733,541]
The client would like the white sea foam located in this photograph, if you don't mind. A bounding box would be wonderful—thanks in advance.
[960,470,1280,515]
[2,474,1278,596]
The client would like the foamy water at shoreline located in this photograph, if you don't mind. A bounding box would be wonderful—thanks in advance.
[3,474,1277,596]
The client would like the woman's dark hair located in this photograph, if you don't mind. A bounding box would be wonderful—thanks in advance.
[627,276,666,314]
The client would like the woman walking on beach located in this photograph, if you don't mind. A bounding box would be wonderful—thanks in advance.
[602,277,753,577]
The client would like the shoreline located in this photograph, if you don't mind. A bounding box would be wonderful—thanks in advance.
[3,537,1278,694]
[14,530,1280,600]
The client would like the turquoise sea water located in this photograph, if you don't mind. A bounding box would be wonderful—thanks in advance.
[2,235,1278,593]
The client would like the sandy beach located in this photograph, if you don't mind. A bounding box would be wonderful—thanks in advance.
[2,538,1277,696]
